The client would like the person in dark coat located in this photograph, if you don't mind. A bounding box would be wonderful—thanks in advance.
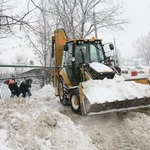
[4,77,21,97]
[19,78,33,98]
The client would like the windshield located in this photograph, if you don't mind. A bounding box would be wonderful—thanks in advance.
[90,43,104,62]
[75,43,105,63]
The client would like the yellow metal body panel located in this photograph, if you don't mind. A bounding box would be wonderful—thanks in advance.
[53,68,58,89]
[125,78,150,84]
[79,83,84,103]
[59,68,74,87]
[52,29,69,92]
[53,29,68,67]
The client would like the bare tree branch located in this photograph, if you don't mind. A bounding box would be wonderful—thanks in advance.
[24,0,52,68]
[0,0,38,39]
[47,0,128,39]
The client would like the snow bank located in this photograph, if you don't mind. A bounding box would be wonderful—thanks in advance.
[123,112,150,149]
[0,85,97,150]
[32,84,56,101]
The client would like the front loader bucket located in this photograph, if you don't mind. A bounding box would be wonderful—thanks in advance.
[80,96,150,115]
[78,79,150,115]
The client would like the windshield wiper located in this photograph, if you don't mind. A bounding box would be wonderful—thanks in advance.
[93,44,102,51]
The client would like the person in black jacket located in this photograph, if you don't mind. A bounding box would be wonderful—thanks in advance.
[19,78,33,98]
[4,76,21,97]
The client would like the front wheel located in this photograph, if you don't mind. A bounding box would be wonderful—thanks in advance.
[70,91,81,114]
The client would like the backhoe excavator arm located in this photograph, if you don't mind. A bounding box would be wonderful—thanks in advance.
[52,29,69,95]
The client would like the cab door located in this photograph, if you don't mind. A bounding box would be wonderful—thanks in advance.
[64,43,74,82]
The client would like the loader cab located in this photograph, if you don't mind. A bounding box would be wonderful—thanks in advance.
[63,41,84,85]
[74,41,106,83]
[64,40,110,85]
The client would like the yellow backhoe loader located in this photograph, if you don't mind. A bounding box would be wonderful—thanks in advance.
[51,28,150,115]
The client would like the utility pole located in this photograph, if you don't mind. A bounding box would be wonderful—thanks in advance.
[93,10,98,38]
[114,37,119,66]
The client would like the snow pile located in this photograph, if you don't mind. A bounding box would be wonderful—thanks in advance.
[0,87,96,150]
[123,112,150,149]
[0,129,13,150]
[32,84,56,101]
[1,77,150,150]
[82,75,150,104]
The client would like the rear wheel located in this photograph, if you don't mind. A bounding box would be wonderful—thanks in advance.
[70,91,81,114]
[58,77,68,105]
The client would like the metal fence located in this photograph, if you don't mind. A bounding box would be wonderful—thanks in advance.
[0,75,52,101]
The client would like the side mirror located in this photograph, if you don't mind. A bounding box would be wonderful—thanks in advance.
[64,44,69,51]
[109,43,114,50]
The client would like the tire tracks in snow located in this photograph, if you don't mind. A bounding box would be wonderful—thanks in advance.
[96,112,136,150]
[60,107,150,150]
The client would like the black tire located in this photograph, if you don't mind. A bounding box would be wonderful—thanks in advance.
[70,91,81,114]
[58,77,68,105]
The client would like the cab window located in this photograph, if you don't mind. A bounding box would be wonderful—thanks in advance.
[90,44,104,62]
[90,45,98,62]
[65,43,73,65]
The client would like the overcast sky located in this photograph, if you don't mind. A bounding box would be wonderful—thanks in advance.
[0,0,150,64]
[100,0,150,58]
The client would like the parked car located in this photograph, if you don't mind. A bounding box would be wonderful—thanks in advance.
[120,66,128,74]
[121,68,128,74]
[127,66,136,71]
[135,66,145,73]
